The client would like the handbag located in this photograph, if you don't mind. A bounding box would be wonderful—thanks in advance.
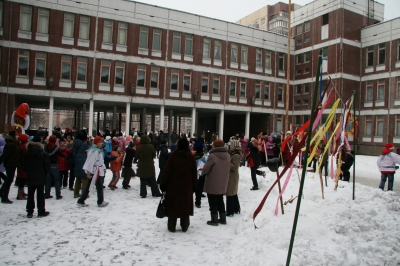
[156,193,166,219]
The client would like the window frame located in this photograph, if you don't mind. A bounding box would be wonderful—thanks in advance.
[37,8,50,34]
[304,21,310,32]
[241,45,247,65]
[304,51,310,63]
[256,48,262,67]
[137,64,146,87]
[365,115,372,136]
[265,50,271,69]
[100,60,111,84]
[213,74,220,95]
[172,32,181,54]
[296,84,302,94]
[397,77,400,99]
[115,61,125,85]
[117,22,128,46]
[376,115,384,136]
[103,19,113,43]
[202,73,209,94]
[152,28,162,51]
[277,86,284,102]
[231,43,238,63]
[240,78,246,97]
[377,79,385,101]
[35,52,46,78]
[214,40,221,60]
[304,36,310,43]
[230,76,236,96]
[61,55,72,80]
[203,38,210,59]
[185,34,193,55]
[171,68,179,90]
[296,39,302,46]
[77,57,87,82]
[278,53,285,71]
[79,15,90,40]
[304,83,310,93]
[20,5,32,32]
[366,81,373,101]
[296,54,302,65]
[183,70,191,91]
[378,43,385,65]
[139,26,149,49]
[255,80,261,99]
[150,66,159,89]
[63,13,75,38]
[396,114,400,137]
[367,46,374,67]
[322,14,329,25]
[264,82,270,100]
[296,24,302,35]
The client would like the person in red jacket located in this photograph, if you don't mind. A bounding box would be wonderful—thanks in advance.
[57,141,70,189]
[108,145,123,190]
[16,134,29,200]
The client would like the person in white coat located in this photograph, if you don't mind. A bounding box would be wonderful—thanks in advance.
[377,143,400,191]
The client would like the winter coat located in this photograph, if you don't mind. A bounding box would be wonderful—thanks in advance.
[123,145,136,168]
[110,151,123,172]
[22,142,51,186]
[248,141,260,168]
[226,151,241,196]
[376,151,400,173]
[0,137,5,172]
[158,144,170,168]
[57,148,70,171]
[104,139,112,153]
[202,146,231,195]
[160,148,197,218]
[266,140,275,157]
[45,145,65,165]
[136,135,156,178]
[17,141,28,178]
[239,139,248,159]
[170,132,180,145]
[0,135,20,168]
[118,137,125,153]
[258,137,265,152]
[72,139,90,177]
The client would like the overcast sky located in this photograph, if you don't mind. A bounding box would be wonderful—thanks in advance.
[133,0,398,23]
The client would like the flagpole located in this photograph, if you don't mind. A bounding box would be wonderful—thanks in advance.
[286,50,323,266]
[285,0,291,134]
[352,90,356,200]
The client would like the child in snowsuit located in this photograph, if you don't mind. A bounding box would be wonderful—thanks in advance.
[377,143,400,191]
[108,145,123,190]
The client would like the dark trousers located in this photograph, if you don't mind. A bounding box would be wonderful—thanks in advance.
[45,164,61,198]
[207,194,225,214]
[0,167,17,201]
[78,176,104,205]
[26,186,45,214]
[17,177,26,189]
[69,168,75,189]
[379,173,394,191]
[59,170,69,187]
[157,167,164,184]
[195,175,205,206]
[122,167,133,187]
[226,194,240,215]
[168,217,190,232]
[259,152,266,166]
[250,167,259,188]
[140,177,160,197]
[0,172,6,183]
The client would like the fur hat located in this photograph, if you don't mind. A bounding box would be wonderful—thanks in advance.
[19,134,29,143]
[177,138,189,150]
[105,136,111,140]
[93,136,103,145]
[213,139,225,148]
[385,143,394,150]
[230,139,241,150]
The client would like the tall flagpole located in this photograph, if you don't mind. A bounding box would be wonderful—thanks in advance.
[285,0,291,133]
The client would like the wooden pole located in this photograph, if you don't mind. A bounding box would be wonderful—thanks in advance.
[319,171,325,199]
[276,165,285,215]
[352,90,356,200]
[284,0,292,134]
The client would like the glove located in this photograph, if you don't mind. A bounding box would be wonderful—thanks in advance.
[86,172,92,179]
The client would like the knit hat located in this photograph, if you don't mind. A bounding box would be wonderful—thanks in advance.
[19,134,29,143]
[93,136,103,144]
[32,136,42,143]
[177,138,189,150]
[385,143,394,150]
[105,136,111,140]
[213,139,225,147]
[286,131,292,135]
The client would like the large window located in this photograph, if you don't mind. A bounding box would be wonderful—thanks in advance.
[230,76,236,96]
[202,73,209,93]
[20,5,32,32]
[61,55,72,80]
[101,60,110,83]
[231,44,237,63]
[264,82,270,100]
[378,43,385,65]
[213,74,219,95]
[377,79,385,100]
[304,83,310,93]
[396,115,400,136]
[37,8,49,34]
[296,54,302,65]
[366,81,373,101]
[304,36,310,43]
[322,47,328,58]
[203,38,210,59]
[304,52,310,63]
[296,85,302,94]
[278,53,285,71]
[137,65,146,87]
[63,13,75,38]
[151,66,159,88]
[278,87,283,101]
[35,52,46,78]
[241,45,247,64]
[255,80,261,99]
[365,116,372,136]
[139,26,148,49]
[115,61,125,85]
[256,48,262,67]
[77,57,87,81]
[376,116,383,136]
[296,24,302,35]
[214,40,221,60]
[118,22,128,46]
[265,50,271,69]
[304,21,310,32]
[152,28,162,51]
[79,16,90,40]
[103,19,113,43]
[185,34,193,55]
[183,70,191,91]
[18,50,29,76]
[171,69,179,90]
[173,32,181,53]
[240,78,246,97]
[367,46,374,66]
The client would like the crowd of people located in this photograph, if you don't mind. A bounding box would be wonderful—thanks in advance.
[1,125,387,232]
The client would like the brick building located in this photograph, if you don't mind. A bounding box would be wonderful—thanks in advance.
[0,0,399,153]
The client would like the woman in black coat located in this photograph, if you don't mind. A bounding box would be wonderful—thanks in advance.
[160,138,197,232]
[72,131,90,198]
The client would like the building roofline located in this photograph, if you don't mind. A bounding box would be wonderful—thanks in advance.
[361,16,400,30]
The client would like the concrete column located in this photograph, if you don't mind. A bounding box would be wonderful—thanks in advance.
[88,99,94,137]
[151,112,155,133]
[219,110,224,142]
[82,103,86,129]
[141,108,147,134]
[245,111,250,138]
[112,106,117,130]
[49,96,54,134]
[168,110,173,144]
[159,105,165,132]
[191,107,196,137]
[125,103,130,136]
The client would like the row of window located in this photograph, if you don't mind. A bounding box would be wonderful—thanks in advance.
[366,42,400,67]
[296,21,311,35]
[365,78,400,101]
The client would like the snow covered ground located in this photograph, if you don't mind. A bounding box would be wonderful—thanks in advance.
[0,155,399,266]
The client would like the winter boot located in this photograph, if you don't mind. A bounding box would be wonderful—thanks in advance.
[218,212,227,225]
[207,213,219,226]
[16,188,27,200]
